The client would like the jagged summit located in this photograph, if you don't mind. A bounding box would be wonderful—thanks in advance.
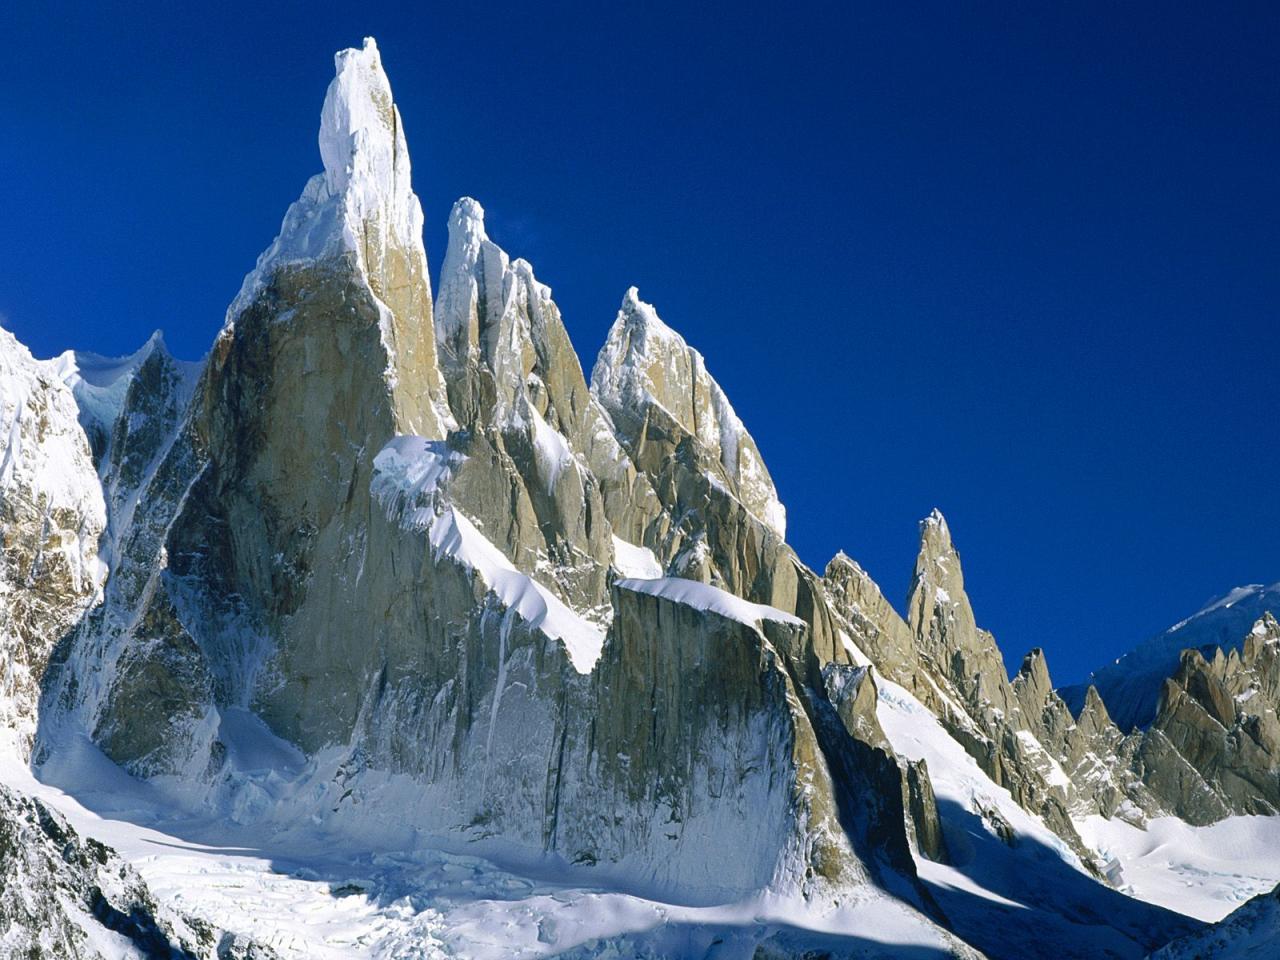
[434,195,556,391]
[1063,581,1280,730]
[222,35,449,439]
[318,39,409,207]
[591,287,787,538]
[227,37,427,326]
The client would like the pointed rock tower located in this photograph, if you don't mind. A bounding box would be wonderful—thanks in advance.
[226,37,450,439]
[592,287,786,539]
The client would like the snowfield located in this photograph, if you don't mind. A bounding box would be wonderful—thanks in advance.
[1077,812,1280,922]
[0,730,966,959]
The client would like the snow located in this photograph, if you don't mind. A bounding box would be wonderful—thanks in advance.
[0,733,964,959]
[435,197,488,345]
[616,577,804,628]
[44,331,171,438]
[876,674,1201,958]
[839,630,873,667]
[529,404,576,486]
[610,535,663,580]
[0,328,108,556]
[371,435,459,518]
[877,676,1082,871]
[431,509,605,673]
[1076,813,1280,922]
[1014,729,1072,790]
[1151,884,1280,959]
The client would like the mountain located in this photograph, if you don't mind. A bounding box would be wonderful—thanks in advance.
[0,35,1275,960]
[1062,583,1280,732]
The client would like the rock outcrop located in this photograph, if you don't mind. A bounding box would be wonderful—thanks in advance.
[1140,613,1280,822]
[1064,582,1280,732]
[0,330,106,755]
[0,781,275,959]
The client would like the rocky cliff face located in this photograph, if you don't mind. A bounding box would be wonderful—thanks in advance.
[0,330,106,755]
[28,37,931,921]
[1140,613,1280,822]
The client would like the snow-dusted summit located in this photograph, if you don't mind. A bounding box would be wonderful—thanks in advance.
[2,33,1278,960]
[591,287,787,539]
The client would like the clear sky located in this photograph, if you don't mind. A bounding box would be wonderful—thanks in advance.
[2,2,1277,683]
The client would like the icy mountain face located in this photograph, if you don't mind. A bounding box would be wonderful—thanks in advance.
[1063,582,1280,732]
[0,329,106,755]
[431,197,639,621]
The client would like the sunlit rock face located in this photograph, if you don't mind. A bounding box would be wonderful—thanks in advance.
[0,330,105,756]
[591,287,786,539]
[1141,613,1280,823]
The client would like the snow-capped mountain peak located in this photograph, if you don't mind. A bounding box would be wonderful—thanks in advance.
[224,37,428,333]
[1062,581,1280,730]
[317,36,423,264]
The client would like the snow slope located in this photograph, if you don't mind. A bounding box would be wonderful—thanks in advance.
[0,738,969,959]
[1076,813,1280,923]
[875,674,1201,959]
[1150,882,1280,960]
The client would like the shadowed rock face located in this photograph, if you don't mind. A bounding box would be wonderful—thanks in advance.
[554,582,862,902]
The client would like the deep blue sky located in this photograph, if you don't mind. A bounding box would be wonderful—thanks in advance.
[2,2,1277,683]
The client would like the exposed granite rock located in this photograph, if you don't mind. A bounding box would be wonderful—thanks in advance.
[1141,613,1280,822]
[433,197,627,621]
[823,664,948,864]
[0,329,106,755]
[592,287,785,539]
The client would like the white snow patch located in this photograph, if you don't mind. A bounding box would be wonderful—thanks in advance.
[431,509,604,673]
[616,577,804,629]
[371,436,604,673]
[610,535,663,580]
